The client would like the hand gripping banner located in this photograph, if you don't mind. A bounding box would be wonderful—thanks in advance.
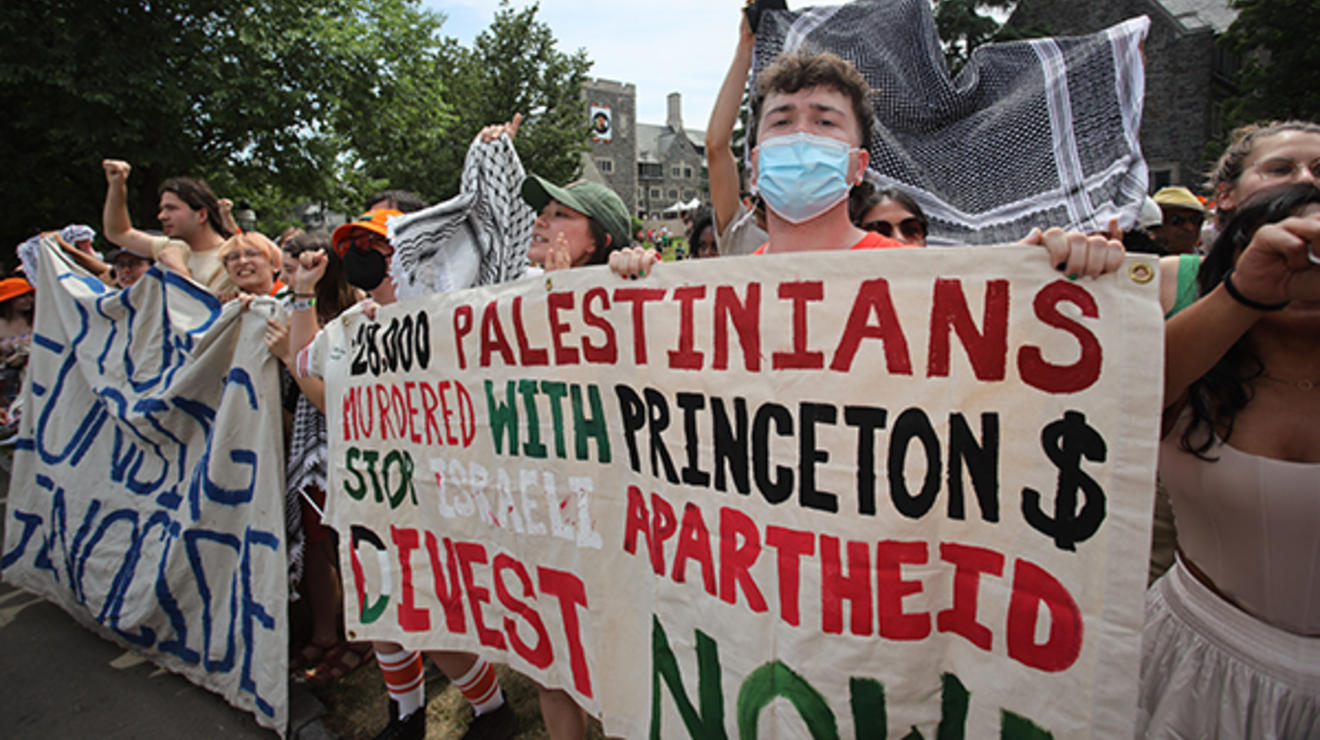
[325,245,1161,738]
[2,241,288,734]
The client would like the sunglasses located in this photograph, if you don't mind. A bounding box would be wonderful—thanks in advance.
[861,217,926,241]
[1165,213,1202,228]
[336,231,392,257]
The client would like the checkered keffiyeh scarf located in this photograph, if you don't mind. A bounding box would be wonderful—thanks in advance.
[389,134,532,299]
[753,0,1149,246]
[60,224,96,245]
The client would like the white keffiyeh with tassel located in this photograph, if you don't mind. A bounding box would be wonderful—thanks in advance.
[388,133,532,298]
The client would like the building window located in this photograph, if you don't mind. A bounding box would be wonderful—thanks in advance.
[683,190,695,200]
[1209,101,1228,145]
[1149,164,1177,191]
[684,167,692,178]
[650,188,661,198]
[671,166,682,178]
[639,162,662,179]
[668,189,678,199]
[596,158,613,173]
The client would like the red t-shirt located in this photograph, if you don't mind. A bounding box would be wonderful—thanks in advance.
[751,230,909,255]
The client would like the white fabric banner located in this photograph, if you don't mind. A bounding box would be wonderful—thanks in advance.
[1,242,288,734]
[326,245,1162,738]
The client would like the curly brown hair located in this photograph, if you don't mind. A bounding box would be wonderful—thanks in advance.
[750,49,874,151]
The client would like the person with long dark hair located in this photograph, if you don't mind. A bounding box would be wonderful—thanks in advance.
[101,159,236,293]
[688,207,718,258]
[1142,182,1320,737]
[848,182,929,246]
[264,233,369,686]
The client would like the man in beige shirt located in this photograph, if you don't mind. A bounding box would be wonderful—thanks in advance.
[100,159,237,293]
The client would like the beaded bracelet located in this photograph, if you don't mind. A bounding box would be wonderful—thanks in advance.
[292,296,317,312]
[1222,267,1288,311]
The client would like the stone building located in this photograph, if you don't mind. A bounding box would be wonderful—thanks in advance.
[579,78,638,214]
[636,93,707,218]
[581,79,707,218]
[1004,0,1238,193]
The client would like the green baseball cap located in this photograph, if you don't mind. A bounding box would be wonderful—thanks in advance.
[521,175,632,254]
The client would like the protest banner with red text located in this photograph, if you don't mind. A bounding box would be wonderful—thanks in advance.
[326,245,1161,738]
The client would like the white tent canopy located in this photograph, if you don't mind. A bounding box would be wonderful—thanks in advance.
[661,198,703,214]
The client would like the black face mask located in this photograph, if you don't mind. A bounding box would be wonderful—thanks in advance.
[343,248,387,291]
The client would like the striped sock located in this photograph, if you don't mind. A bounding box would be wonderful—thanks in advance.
[375,648,424,718]
[452,657,504,716]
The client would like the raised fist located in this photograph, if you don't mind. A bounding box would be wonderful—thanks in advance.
[102,159,132,185]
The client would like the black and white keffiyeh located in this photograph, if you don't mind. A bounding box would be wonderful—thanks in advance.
[388,134,533,298]
[753,0,1149,245]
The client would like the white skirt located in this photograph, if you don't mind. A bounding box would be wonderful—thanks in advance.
[1139,560,1320,739]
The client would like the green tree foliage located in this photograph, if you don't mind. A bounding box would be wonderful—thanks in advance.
[319,3,458,207]
[422,2,593,198]
[1219,0,1320,127]
[934,0,1018,74]
[0,0,590,251]
[0,0,444,244]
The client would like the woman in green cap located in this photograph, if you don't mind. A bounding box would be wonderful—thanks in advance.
[475,122,632,739]
[521,174,633,271]
[468,116,633,275]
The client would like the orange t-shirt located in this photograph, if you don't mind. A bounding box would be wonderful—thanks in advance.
[751,231,909,255]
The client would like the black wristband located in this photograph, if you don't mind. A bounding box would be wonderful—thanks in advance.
[1222,267,1289,311]
[293,292,316,298]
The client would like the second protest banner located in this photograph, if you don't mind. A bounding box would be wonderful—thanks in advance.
[323,245,1161,738]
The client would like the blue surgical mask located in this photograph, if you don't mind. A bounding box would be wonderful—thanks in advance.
[754,132,856,224]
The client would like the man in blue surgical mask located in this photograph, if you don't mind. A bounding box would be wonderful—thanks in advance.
[610,49,1125,276]
[745,49,907,255]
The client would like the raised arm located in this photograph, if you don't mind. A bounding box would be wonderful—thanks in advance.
[286,248,329,412]
[217,198,241,236]
[49,231,113,284]
[475,112,522,145]
[705,13,756,237]
[101,159,161,257]
[1164,215,1320,408]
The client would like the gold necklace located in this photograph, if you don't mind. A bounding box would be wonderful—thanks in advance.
[1260,373,1317,391]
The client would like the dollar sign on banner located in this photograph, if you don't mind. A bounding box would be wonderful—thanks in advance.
[1022,410,1107,551]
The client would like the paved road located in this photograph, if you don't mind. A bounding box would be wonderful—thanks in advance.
[0,465,331,739]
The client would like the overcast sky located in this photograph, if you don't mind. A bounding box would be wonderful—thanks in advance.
[428,1,851,134]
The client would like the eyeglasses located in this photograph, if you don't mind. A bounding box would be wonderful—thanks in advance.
[221,248,269,265]
[861,217,926,242]
[1248,157,1320,183]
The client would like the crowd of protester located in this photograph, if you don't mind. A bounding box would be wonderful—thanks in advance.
[7,5,1318,740]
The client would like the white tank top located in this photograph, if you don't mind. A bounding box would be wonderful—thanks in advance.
[1160,421,1320,635]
